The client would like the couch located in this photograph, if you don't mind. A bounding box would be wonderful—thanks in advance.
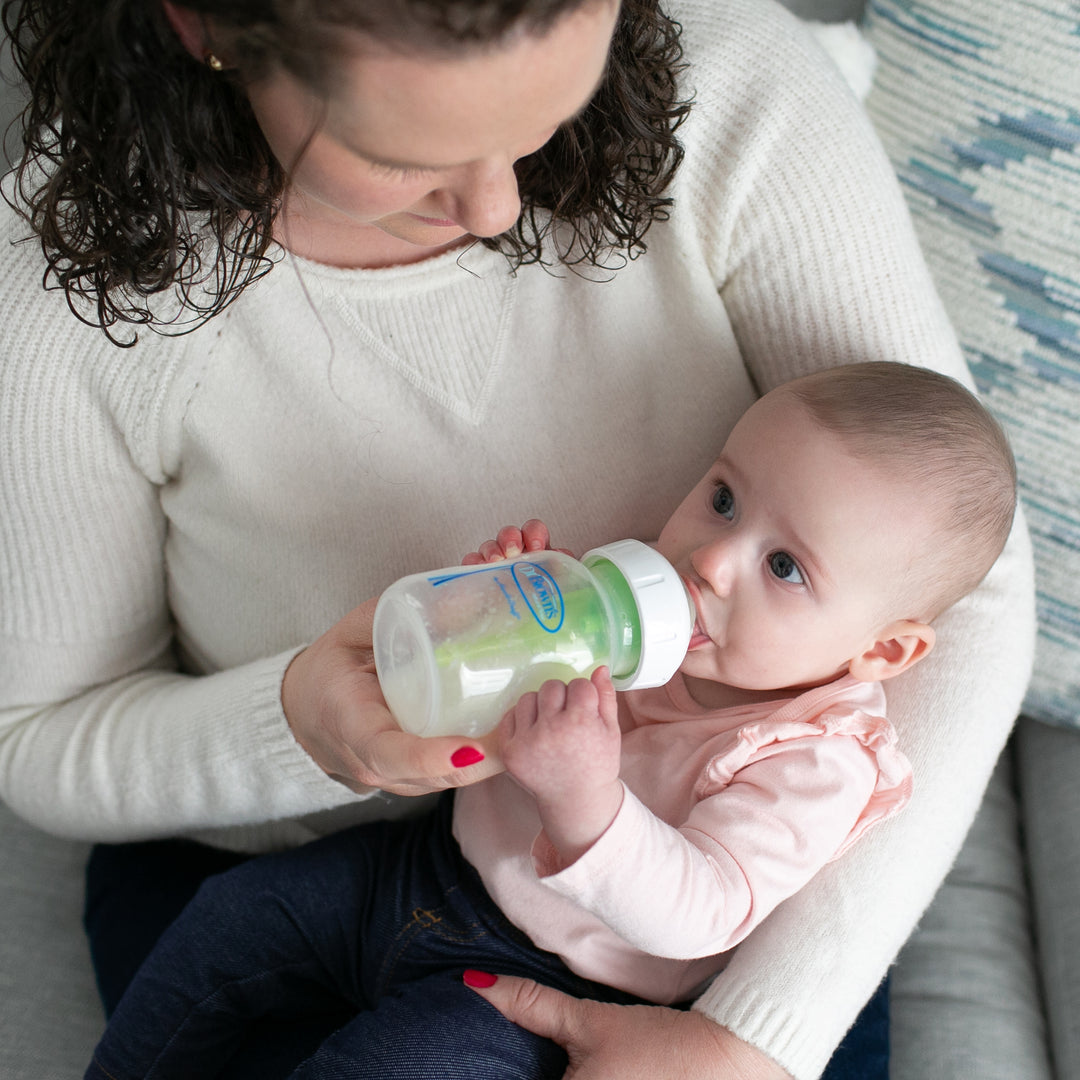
[1,0,1078,1077]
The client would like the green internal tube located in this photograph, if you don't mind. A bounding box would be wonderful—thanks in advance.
[428,558,641,679]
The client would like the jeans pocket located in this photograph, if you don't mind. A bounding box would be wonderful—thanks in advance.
[375,885,491,995]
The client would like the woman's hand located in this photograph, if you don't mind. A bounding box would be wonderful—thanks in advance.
[466,974,794,1079]
[282,596,502,795]
[461,518,571,564]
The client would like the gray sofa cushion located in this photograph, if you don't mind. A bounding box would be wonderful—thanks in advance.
[891,750,1052,1080]
[0,803,101,1076]
[1016,717,1080,1080]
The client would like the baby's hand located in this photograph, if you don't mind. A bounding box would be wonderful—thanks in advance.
[461,519,567,565]
[500,668,623,864]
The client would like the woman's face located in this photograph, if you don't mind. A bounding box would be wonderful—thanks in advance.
[243,1,620,267]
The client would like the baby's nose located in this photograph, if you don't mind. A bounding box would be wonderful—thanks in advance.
[691,538,737,598]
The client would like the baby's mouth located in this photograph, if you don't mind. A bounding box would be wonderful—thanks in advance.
[681,576,713,650]
[688,619,712,650]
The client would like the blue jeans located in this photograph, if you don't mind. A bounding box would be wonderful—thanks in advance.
[84,796,644,1080]
[84,796,889,1080]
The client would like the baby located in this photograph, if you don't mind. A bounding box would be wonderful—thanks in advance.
[85,361,1016,1080]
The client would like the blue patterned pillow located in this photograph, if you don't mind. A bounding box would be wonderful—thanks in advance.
[861,0,1080,728]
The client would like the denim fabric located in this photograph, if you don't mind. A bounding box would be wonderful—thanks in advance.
[84,796,888,1080]
[84,797,637,1080]
[820,976,889,1080]
[85,836,250,1017]
[86,837,354,1078]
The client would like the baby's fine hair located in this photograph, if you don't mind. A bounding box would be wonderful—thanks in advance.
[780,362,1017,619]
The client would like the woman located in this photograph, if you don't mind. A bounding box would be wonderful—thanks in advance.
[0,0,1035,1078]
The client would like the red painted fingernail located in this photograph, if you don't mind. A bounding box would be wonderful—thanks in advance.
[451,747,485,768]
[463,969,498,988]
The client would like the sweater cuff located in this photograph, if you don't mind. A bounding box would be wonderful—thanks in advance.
[251,647,358,788]
[692,979,827,1080]
[194,647,369,821]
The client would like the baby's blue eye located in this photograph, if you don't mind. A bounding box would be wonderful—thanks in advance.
[712,484,735,519]
[769,551,804,585]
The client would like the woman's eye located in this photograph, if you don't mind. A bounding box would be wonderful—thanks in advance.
[366,159,434,181]
[711,483,735,519]
[768,551,804,585]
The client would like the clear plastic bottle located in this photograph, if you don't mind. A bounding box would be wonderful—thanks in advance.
[373,539,694,738]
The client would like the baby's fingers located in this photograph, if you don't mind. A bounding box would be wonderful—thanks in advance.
[590,666,620,726]
[554,677,601,717]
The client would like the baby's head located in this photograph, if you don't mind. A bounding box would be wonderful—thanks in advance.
[784,362,1017,619]
[658,362,1016,697]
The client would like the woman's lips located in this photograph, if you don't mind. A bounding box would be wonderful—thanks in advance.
[408,213,461,228]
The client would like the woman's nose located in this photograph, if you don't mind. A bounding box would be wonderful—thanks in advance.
[690,538,738,598]
[440,157,523,238]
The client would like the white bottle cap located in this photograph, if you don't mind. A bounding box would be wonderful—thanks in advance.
[582,539,694,691]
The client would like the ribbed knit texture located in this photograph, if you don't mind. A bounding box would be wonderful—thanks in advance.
[0,0,1035,1076]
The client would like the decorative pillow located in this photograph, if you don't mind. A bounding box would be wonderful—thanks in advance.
[805,19,878,101]
[861,0,1080,729]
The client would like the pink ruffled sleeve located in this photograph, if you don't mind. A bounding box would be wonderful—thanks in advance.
[533,688,912,960]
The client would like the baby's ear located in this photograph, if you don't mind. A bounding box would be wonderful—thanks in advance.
[849,620,935,683]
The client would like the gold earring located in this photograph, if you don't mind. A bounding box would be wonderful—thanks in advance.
[204,52,224,72]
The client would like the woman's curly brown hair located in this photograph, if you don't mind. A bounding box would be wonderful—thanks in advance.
[2,0,692,345]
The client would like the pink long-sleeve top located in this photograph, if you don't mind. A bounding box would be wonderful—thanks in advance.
[453,673,912,1004]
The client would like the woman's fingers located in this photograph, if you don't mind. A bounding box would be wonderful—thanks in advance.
[325,722,502,796]
[282,597,506,796]
[465,972,588,1046]
[361,728,500,789]
[464,973,794,1079]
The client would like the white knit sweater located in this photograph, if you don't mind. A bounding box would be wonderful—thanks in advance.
[0,0,1035,1076]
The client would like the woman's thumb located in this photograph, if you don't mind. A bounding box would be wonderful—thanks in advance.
[463,971,583,1045]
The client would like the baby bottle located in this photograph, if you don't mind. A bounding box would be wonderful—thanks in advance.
[373,539,694,738]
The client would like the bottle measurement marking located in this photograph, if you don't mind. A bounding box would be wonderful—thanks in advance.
[494,577,520,621]
[428,561,565,633]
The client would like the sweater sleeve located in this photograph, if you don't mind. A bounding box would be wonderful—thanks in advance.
[532,734,882,959]
[680,0,965,393]
[0,229,362,842]
[674,3,1038,1077]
